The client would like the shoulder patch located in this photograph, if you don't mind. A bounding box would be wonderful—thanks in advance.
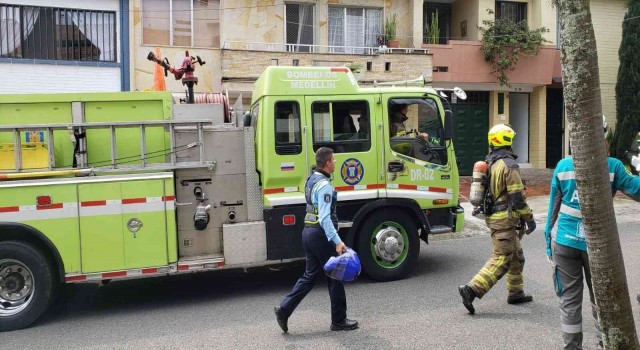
[502,157,519,169]
[324,193,331,203]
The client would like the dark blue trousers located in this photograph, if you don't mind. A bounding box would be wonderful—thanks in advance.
[279,226,347,324]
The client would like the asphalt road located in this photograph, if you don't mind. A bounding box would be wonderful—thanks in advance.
[2,198,639,350]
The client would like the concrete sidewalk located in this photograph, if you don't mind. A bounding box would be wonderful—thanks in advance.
[432,194,639,241]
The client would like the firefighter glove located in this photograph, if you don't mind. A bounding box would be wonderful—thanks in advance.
[525,219,536,234]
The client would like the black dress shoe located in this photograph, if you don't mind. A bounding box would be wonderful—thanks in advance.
[507,294,533,304]
[331,318,359,331]
[458,284,476,314]
[274,306,288,333]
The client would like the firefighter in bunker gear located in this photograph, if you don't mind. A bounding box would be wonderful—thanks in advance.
[545,116,640,349]
[275,147,358,333]
[459,124,535,314]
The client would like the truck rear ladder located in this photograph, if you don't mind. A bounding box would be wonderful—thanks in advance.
[0,120,216,174]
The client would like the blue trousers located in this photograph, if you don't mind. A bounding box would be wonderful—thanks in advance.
[279,227,347,324]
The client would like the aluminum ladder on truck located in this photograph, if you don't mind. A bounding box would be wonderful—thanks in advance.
[0,119,214,174]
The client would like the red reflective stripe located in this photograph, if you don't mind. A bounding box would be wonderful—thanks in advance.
[398,184,418,190]
[218,262,225,268]
[331,67,349,73]
[163,196,175,201]
[177,265,189,271]
[122,197,147,204]
[36,203,63,210]
[428,187,447,193]
[142,268,158,274]
[367,184,385,189]
[263,188,284,195]
[0,174,7,180]
[102,271,127,279]
[65,275,87,282]
[0,206,19,213]
[81,200,107,207]
[335,186,354,191]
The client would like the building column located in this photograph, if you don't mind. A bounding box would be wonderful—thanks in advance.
[411,0,424,48]
[529,86,547,168]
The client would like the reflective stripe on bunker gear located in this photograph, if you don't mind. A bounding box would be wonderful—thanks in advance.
[485,148,532,225]
[469,228,525,298]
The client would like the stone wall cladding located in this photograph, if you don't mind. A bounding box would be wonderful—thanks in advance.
[520,167,554,186]
[221,50,433,83]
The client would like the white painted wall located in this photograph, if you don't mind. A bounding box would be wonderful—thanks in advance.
[0,64,120,94]
[0,0,122,93]
[509,93,530,163]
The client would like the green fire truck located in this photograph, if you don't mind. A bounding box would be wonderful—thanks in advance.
[0,66,464,331]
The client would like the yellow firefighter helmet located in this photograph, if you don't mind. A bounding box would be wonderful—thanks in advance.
[488,124,516,147]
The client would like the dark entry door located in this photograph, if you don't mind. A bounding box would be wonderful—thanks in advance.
[451,92,490,176]
[546,88,564,168]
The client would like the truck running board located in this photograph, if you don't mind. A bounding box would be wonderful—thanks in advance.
[429,225,453,234]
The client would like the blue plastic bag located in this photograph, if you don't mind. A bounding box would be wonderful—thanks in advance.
[323,247,361,282]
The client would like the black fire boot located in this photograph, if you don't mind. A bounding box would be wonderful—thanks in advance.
[458,284,477,314]
[507,293,533,304]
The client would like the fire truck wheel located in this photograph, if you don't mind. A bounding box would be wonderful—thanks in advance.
[357,209,419,281]
[0,241,56,332]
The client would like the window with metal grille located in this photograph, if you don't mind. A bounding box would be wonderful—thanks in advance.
[495,1,527,23]
[328,6,382,54]
[142,0,220,48]
[286,3,314,52]
[0,4,116,62]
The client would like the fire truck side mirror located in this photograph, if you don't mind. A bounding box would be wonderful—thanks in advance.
[444,110,454,141]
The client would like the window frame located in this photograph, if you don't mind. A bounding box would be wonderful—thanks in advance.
[141,0,220,48]
[274,100,303,155]
[0,4,117,62]
[328,5,382,52]
[495,1,528,23]
[311,100,372,154]
[284,2,315,52]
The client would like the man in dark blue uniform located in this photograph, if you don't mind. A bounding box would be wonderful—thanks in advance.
[274,147,358,333]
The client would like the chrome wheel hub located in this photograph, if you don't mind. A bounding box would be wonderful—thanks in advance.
[374,227,404,262]
[0,259,34,317]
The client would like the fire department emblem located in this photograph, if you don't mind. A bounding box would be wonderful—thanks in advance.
[340,158,364,185]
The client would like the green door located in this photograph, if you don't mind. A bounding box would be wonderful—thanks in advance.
[451,92,490,176]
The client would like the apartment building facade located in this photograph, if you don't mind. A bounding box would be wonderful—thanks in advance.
[127,0,625,174]
[423,0,626,172]
[0,0,131,93]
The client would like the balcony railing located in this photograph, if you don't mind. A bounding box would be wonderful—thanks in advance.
[222,41,428,55]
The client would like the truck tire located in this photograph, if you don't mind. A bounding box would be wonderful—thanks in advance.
[0,241,56,332]
[357,209,420,281]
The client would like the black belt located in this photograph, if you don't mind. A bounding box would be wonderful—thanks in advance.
[492,202,509,212]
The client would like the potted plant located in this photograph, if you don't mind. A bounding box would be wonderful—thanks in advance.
[385,13,399,48]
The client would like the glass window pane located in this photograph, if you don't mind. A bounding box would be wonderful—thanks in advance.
[172,0,191,46]
[142,0,170,45]
[388,99,446,164]
[313,101,371,153]
[193,0,219,47]
[275,101,302,155]
[328,6,344,51]
[286,3,314,52]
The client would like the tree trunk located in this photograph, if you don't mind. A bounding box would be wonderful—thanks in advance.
[555,0,639,349]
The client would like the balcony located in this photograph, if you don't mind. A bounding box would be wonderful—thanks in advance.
[220,41,434,92]
[423,40,560,86]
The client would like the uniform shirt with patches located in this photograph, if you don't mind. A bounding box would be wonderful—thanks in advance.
[310,176,342,245]
[544,156,640,255]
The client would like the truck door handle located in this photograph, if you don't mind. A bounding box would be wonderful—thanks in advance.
[388,160,405,173]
